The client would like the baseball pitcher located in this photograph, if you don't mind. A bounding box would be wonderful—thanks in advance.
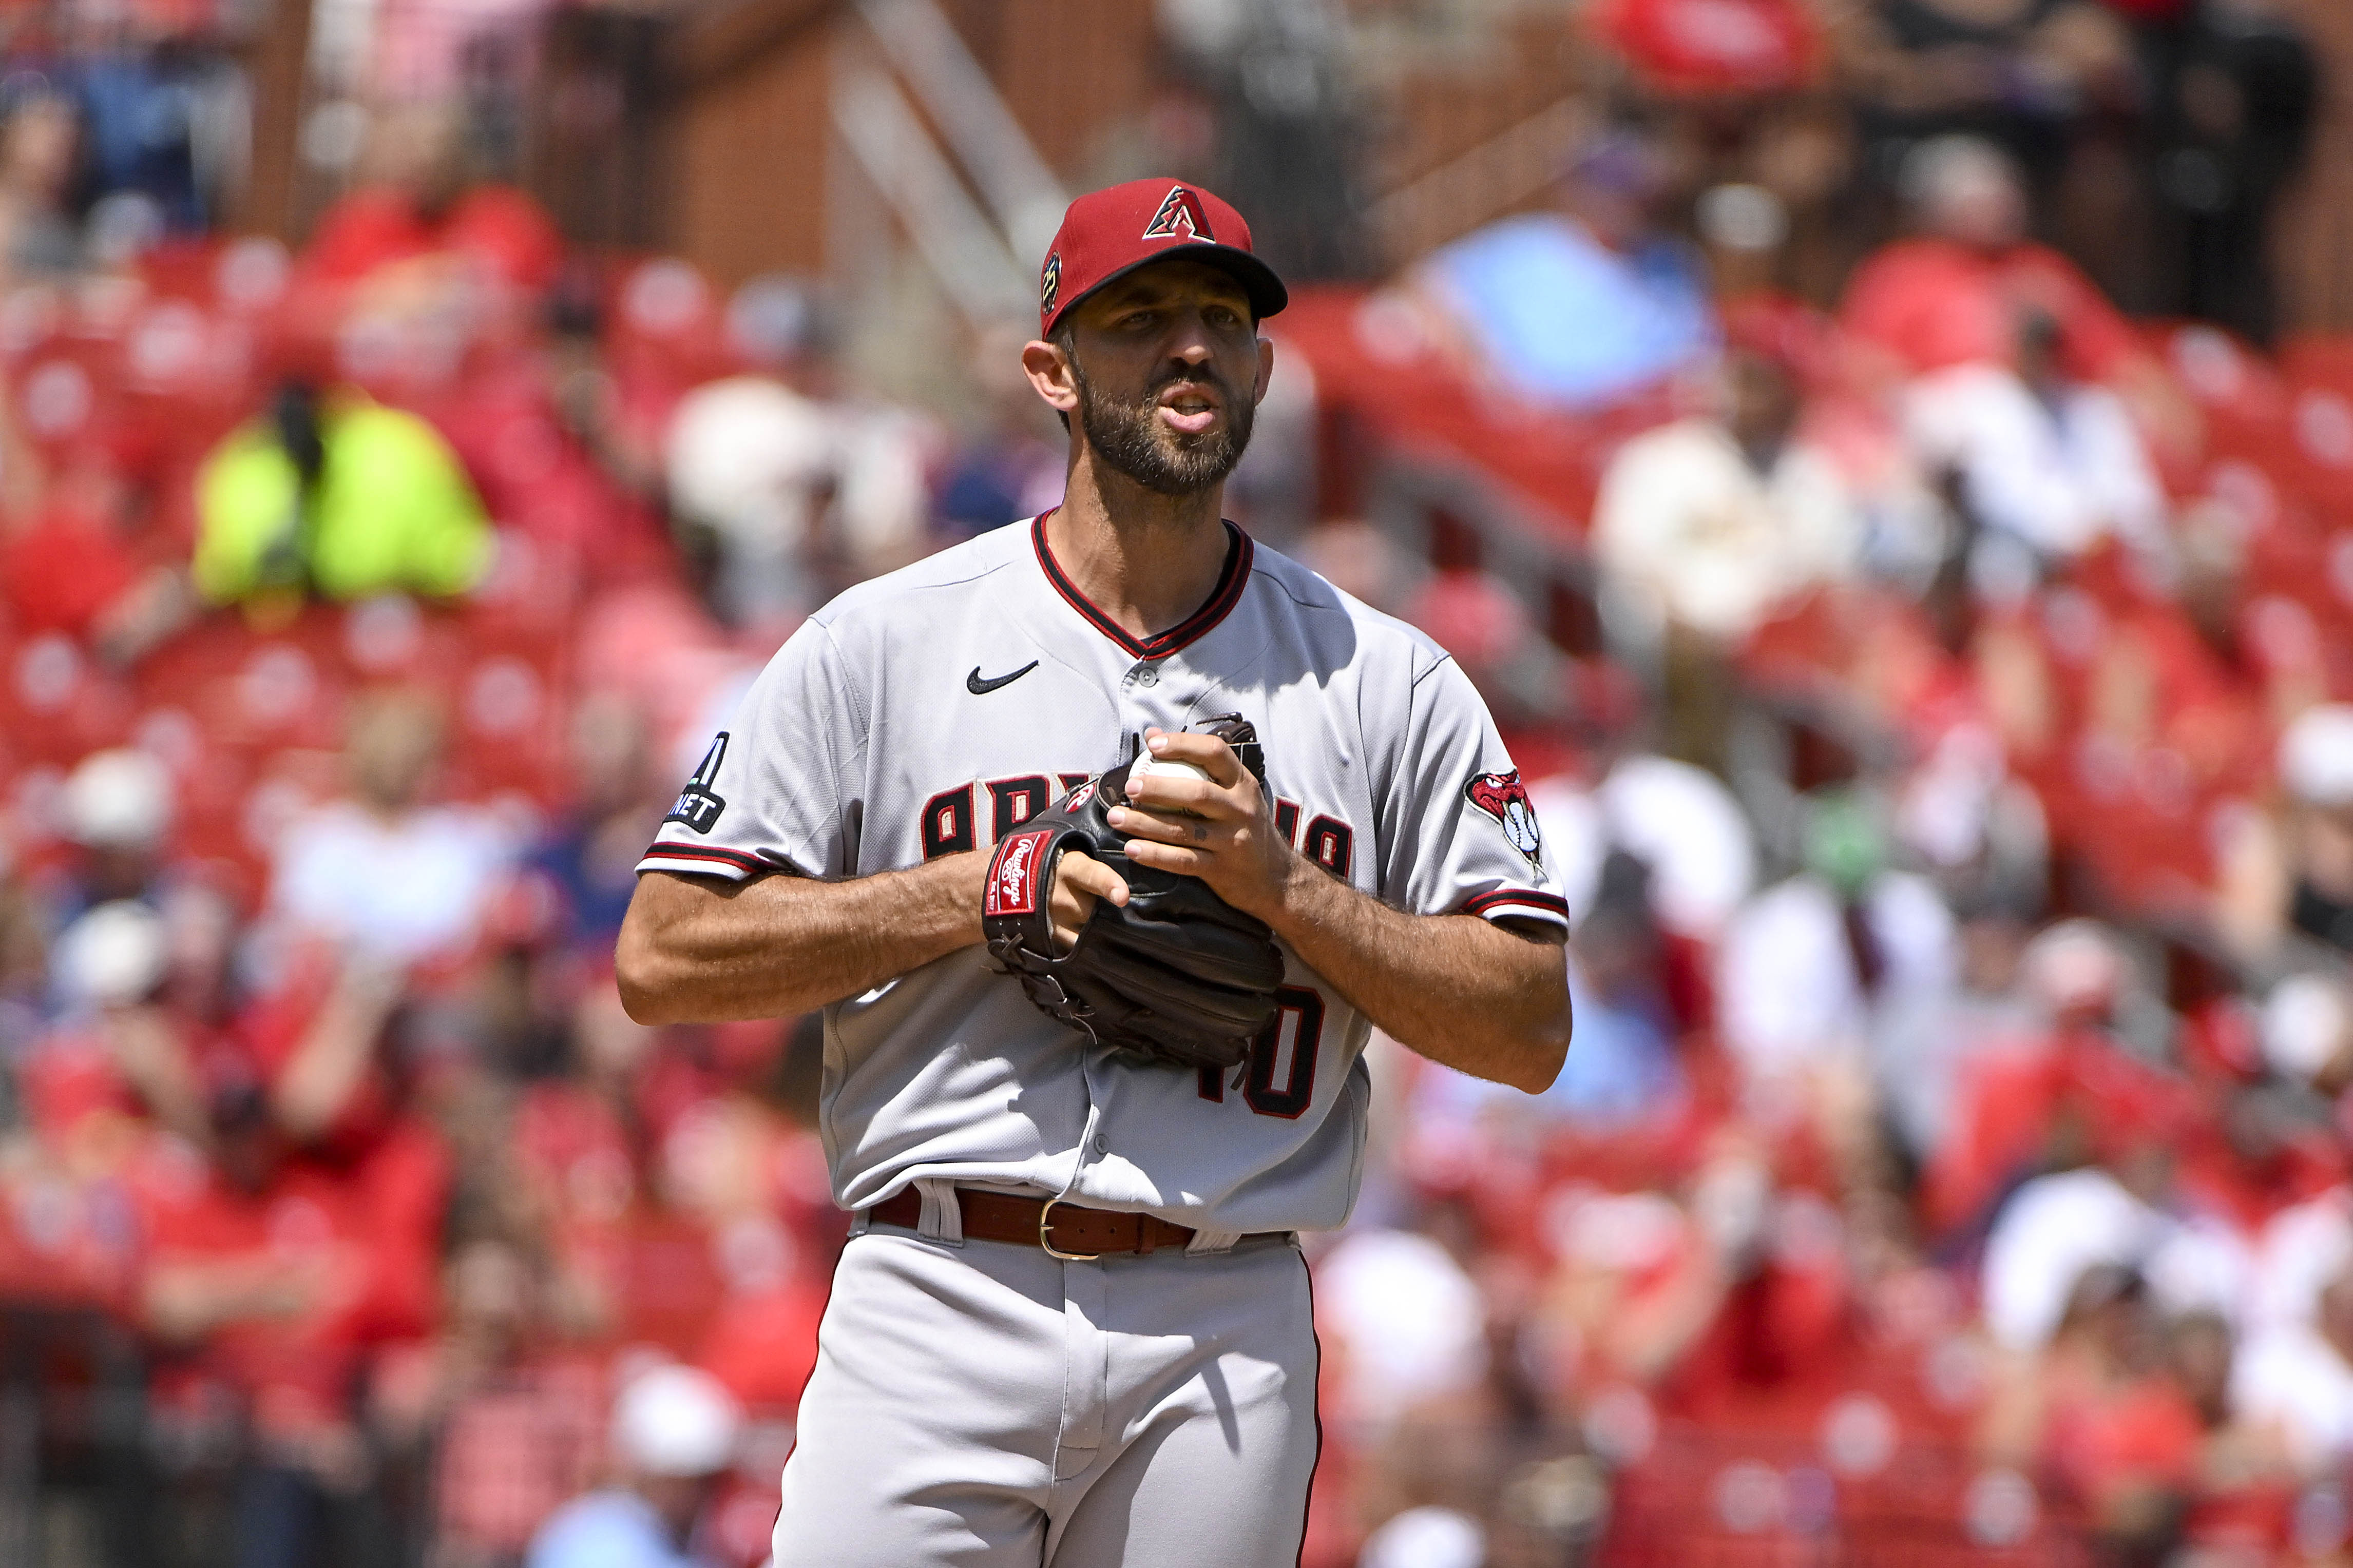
[618,178,1573,1567]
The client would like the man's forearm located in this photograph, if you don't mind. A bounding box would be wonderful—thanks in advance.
[617,854,987,1025]
[1266,864,1570,1093]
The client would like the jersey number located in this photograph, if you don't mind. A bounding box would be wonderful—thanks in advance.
[1198,986,1325,1119]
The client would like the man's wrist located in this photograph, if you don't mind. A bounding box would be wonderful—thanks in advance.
[914,848,992,947]
[1254,844,1329,934]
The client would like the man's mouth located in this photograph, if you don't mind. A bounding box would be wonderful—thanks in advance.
[1156,382,1223,436]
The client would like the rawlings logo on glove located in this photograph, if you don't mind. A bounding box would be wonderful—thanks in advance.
[986,830,1050,917]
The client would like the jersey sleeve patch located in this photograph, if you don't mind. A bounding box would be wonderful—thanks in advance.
[1463,768,1543,873]
[664,732,730,834]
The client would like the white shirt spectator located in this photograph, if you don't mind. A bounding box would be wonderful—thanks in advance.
[1904,364,2166,563]
[1980,1168,2249,1352]
[665,378,930,628]
[666,376,835,626]
[2232,1322,2353,1474]
[1593,418,1861,643]
[1314,1228,1487,1433]
[2246,1189,2353,1334]
[1528,755,1756,940]
[1981,1168,2163,1352]
[1717,872,1955,1084]
[270,801,516,964]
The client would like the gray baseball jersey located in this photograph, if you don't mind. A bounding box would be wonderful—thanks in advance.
[638,514,1566,1236]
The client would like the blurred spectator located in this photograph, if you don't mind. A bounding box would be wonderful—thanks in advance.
[1717,791,1956,1112]
[1832,0,2135,220]
[2134,0,2318,344]
[42,898,209,1144]
[1413,128,1714,410]
[193,382,494,609]
[0,455,196,664]
[1533,853,1685,1130]
[1538,743,1758,946]
[2233,1206,2353,1476]
[55,746,175,915]
[1873,877,2044,1166]
[1357,1504,1484,1568]
[529,693,667,961]
[1316,1217,1489,1440]
[932,320,1065,540]
[301,101,562,299]
[74,46,244,233]
[137,1073,448,1568]
[373,1236,605,1567]
[664,277,931,633]
[1841,136,2190,453]
[1906,306,2169,583]
[1594,0,1821,99]
[427,272,677,587]
[1593,297,1861,763]
[1980,1264,2203,1563]
[0,85,84,283]
[266,690,517,967]
[527,1361,742,1568]
[2218,705,2353,967]
[1925,919,2180,1232]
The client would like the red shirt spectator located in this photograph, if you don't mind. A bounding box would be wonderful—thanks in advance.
[302,184,563,296]
[136,1116,448,1433]
[1842,235,2141,385]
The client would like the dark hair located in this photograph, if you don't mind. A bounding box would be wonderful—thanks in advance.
[1050,318,1076,434]
[272,380,326,493]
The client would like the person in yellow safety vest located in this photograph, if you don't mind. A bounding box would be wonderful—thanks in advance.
[193,382,492,608]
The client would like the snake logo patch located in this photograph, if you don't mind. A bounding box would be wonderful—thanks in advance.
[1141,184,1214,243]
[666,733,729,834]
[986,829,1052,917]
[1041,251,1061,317]
[1464,769,1542,871]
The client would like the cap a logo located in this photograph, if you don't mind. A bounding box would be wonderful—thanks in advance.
[1041,251,1061,317]
[1141,184,1214,243]
[1464,769,1543,870]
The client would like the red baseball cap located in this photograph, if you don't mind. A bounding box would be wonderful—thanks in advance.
[1038,179,1288,338]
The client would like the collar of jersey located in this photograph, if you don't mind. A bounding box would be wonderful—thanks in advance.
[1029,509,1254,662]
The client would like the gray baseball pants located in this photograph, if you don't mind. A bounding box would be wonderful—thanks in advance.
[770,1220,1320,1566]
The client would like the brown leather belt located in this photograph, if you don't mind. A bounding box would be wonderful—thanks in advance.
[867,1186,1271,1260]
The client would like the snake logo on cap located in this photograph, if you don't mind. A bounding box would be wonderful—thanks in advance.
[1141,185,1214,243]
[1040,251,1061,317]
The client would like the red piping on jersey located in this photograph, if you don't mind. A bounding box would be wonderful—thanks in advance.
[1462,888,1571,919]
[1030,510,1254,661]
[640,842,772,875]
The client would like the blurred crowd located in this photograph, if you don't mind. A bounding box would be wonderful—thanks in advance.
[1,1,2352,1567]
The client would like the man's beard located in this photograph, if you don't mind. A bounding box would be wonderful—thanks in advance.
[1072,354,1254,497]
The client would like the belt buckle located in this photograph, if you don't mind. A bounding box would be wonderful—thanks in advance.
[1038,1195,1102,1262]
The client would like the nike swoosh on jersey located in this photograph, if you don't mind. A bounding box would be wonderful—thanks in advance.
[967,661,1040,694]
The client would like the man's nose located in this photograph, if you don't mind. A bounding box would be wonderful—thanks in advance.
[1165,309,1216,365]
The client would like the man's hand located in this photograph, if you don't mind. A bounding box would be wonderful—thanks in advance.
[1049,850,1129,952]
[1114,725,1570,1093]
[1109,727,1299,919]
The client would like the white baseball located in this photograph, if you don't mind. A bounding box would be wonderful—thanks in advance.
[1127,752,1214,816]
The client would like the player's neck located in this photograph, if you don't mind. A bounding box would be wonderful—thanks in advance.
[1047,453,1232,641]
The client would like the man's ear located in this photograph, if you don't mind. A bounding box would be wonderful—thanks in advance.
[1022,338,1080,420]
[1252,335,1275,408]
